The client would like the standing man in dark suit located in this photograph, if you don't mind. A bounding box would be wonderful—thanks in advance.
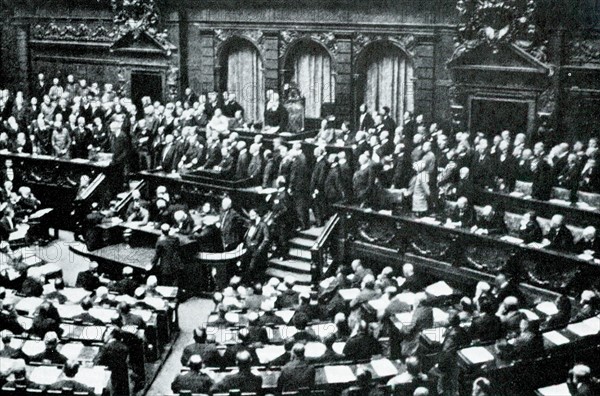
[357,103,374,131]
[353,153,374,206]
[277,344,316,393]
[470,139,494,190]
[109,120,131,196]
[531,156,554,201]
[580,158,600,193]
[219,196,243,251]
[243,209,270,283]
[436,311,471,396]
[324,154,346,217]
[289,143,310,230]
[95,329,130,396]
[518,211,544,244]
[310,147,329,227]
[210,351,262,394]
[159,133,177,172]
[381,106,397,139]
[70,116,93,159]
[151,224,183,286]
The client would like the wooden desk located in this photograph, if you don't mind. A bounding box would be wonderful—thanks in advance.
[336,204,600,294]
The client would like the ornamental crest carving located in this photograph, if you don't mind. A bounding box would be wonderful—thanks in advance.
[279,30,339,58]
[32,22,117,42]
[455,0,546,59]
[214,29,265,53]
[353,33,416,59]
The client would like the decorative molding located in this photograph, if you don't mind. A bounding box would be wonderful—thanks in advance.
[454,0,547,61]
[537,86,557,115]
[279,30,339,59]
[569,39,600,65]
[32,22,117,43]
[214,29,266,53]
[353,32,417,58]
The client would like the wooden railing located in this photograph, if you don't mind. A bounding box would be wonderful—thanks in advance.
[310,213,340,288]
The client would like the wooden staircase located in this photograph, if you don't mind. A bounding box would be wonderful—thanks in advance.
[265,226,323,286]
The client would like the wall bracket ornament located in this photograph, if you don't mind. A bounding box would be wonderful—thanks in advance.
[353,33,417,59]
[279,30,339,59]
[454,0,546,60]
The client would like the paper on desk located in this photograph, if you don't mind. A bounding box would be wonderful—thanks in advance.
[433,308,449,326]
[338,288,361,301]
[323,365,356,383]
[536,383,570,396]
[9,224,29,241]
[419,217,441,225]
[536,301,559,316]
[16,316,32,330]
[519,309,540,321]
[22,255,43,267]
[15,297,43,315]
[578,253,595,261]
[425,281,454,297]
[29,365,62,385]
[567,320,600,337]
[131,309,152,322]
[89,307,116,323]
[312,323,337,339]
[155,286,178,299]
[370,358,398,377]
[548,199,569,206]
[59,343,84,361]
[509,191,524,197]
[369,298,390,313]
[304,342,326,359]
[224,312,239,323]
[255,345,286,364]
[332,342,345,355]
[543,331,570,346]
[29,208,53,220]
[500,235,524,244]
[278,325,298,340]
[57,304,84,318]
[422,327,447,344]
[460,346,495,365]
[75,367,107,393]
[274,310,294,324]
[21,340,46,356]
[528,242,545,249]
[61,288,90,303]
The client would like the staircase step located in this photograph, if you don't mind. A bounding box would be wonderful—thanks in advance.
[268,258,312,274]
[265,267,312,285]
[289,237,315,249]
[288,248,312,261]
[297,227,323,240]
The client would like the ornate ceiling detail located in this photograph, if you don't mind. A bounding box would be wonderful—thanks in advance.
[279,30,339,58]
[353,33,417,57]
[214,29,266,53]
[455,0,547,61]
[111,0,159,39]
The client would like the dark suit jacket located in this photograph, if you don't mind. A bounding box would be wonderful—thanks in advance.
[353,165,374,204]
[324,165,346,203]
[160,144,178,172]
[247,154,263,183]
[289,154,309,195]
[72,312,104,326]
[110,131,131,167]
[546,225,574,252]
[210,369,263,394]
[94,340,130,396]
[532,160,554,201]
[470,153,495,188]
[477,212,508,235]
[450,205,476,228]
[277,360,316,392]
[245,221,270,255]
[48,379,94,395]
[310,157,329,195]
[235,151,251,180]
[438,325,471,372]
[220,209,243,249]
[180,342,209,366]
[30,349,68,365]
[358,112,374,131]
[470,313,503,342]
[519,220,544,244]
[343,333,382,360]
[152,235,183,277]
[171,371,214,394]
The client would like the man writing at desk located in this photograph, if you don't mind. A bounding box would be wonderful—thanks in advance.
[446,196,475,229]
[471,205,508,236]
[541,214,574,252]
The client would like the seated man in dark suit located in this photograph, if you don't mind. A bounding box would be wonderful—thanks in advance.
[473,205,508,236]
[446,196,476,228]
[543,214,574,252]
[269,338,294,367]
[567,364,597,396]
[109,266,139,297]
[0,331,26,360]
[497,318,544,360]
[470,300,503,342]
[117,301,146,329]
[48,360,94,395]
[75,261,101,292]
[209,350,263,394]
[309,334,344,364]
[575,226,600,256]
[518,211,544,244]
[171,355,214,394]
[2,359,40,390]
[289,313,319,343]
[30,331,68,365]
[72,297,104,326]
[180,327,208,366]
[277,343,316,393]
[343,320,382,360]
[45,278,68,305]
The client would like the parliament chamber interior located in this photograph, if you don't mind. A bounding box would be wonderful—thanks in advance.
[0,0,600,395]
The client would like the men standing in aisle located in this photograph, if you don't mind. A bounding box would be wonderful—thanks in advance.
[151,224,183,286]
[243,209,270,283]
[289,143,309,230]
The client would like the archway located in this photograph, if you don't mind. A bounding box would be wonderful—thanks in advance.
[218,37,265,122]
[356,41,414,125]
[284,40,336,119]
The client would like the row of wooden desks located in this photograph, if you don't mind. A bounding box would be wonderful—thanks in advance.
[181,357,404,390]
[336,204,600,294]
[0,358,110,396]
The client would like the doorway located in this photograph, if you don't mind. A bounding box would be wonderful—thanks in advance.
[131,72,163,110]
[470,99,529,137]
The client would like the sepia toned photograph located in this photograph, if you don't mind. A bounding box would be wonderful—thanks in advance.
[0,0,598,395]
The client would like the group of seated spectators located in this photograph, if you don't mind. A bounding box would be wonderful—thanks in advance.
[0,259,175,395]
[164,260,599,395]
